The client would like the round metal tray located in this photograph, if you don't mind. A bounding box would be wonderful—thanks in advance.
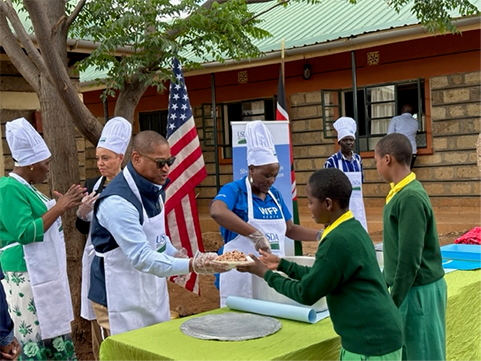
[180,312,282,341]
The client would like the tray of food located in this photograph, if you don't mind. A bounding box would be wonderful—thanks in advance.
[215,250,254,269]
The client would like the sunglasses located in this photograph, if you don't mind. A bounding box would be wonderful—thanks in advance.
[139,153,176,168]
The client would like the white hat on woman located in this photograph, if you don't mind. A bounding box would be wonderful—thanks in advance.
[97,116,132,155]
[246,120,278,166]
[333,116,357,141]
[6,117,51,166]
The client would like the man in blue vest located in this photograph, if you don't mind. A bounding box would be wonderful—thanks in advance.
[88,130,227,337]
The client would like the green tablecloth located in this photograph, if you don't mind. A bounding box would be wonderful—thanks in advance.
[100,270,480,361]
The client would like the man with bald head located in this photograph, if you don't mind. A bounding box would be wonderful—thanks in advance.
[388,104,419,169]
[88,130,227,337]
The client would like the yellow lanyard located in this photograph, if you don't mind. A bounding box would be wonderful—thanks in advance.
[385,172,416,204]
[320,210,354,242]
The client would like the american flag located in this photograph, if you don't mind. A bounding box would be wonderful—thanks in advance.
[165,58,207,294]
[276,66,302,255]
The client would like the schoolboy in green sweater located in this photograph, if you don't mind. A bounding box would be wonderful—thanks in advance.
[374,133,446,361]
[238,168,402,360]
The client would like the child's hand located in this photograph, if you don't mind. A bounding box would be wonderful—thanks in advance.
[259,249,281,270]
[236,254,268,278]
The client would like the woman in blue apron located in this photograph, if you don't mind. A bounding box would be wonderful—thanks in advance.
[0,118,85,360]
[324,117,368,232]
[210,121,318,307]
[75,117,131,360]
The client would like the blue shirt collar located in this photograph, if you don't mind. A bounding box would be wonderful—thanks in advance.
[126,162,170,216]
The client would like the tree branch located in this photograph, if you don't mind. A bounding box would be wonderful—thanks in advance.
[66,0,86,29]
[201,0,273,10]
[0,1,50,78]
[23,0,102,145]
[0,7,40,92]
[242,0,290,24]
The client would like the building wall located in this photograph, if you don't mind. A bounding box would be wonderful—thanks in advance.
[287,70,481,213]
[0,60,86,194]
[81,30,481,212]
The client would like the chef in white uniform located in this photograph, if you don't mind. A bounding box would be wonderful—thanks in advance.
[324,116,368,231]
[0,117,85,360]
[210,121,318,307]
[88,130,227,336]
[75,116,131,359]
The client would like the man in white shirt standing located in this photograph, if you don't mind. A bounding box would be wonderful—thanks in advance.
[88,130,228,337]
[387,104,419,169]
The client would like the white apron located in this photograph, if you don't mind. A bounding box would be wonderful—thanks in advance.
[219,178,287,307]
[80,177,103,321]
[338,159,368,232]
[8,173,74,340]
[95,167,170,335]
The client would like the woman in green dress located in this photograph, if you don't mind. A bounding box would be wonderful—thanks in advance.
[0,118,85,360]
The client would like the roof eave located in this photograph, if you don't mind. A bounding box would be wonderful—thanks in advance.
[79,15,481,91]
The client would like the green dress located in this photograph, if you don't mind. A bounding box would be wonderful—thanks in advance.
[0,176,77,360]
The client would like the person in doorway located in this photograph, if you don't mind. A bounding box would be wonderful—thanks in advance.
[237,168,403,361]
[387,104,419,169]
[88,130,228,336]
[324,116,368,231]
[75,116,131,359]
[374,133,446,360]
[210,120,318,307]
[0,117,85,360]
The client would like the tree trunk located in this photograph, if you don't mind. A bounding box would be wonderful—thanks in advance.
[114,77,150,122]
[38,74,92,359]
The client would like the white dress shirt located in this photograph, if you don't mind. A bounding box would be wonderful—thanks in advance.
[97,195,190,277]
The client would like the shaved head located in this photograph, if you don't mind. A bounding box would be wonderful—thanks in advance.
[132,131,169,154]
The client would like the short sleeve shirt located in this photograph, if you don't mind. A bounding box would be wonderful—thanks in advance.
[212,176,292,244]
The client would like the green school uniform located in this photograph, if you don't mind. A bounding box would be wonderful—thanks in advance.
[264,216,403,357]
[383,178,446,360]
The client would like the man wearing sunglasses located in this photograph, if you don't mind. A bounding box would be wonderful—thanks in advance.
[88,130,228,337]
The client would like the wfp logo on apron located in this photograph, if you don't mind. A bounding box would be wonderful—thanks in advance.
[259,207,280,218]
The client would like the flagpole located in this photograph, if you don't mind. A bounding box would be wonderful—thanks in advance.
[281,38,285,87]
[276,39,303,256]
[211,73,220,193]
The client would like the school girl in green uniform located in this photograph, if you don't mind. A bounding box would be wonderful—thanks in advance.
[238,168,403,360]
[374,133,446,360]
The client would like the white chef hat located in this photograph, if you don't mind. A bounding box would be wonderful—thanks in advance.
[246,120,278,166]
[97,116,132,155]
[333,116,357,141]
[6,117,51,167]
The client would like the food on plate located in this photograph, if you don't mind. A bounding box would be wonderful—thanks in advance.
[215,250,248,262]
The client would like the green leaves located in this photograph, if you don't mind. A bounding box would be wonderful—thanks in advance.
[70,0,270,97]
[69,0,479,99]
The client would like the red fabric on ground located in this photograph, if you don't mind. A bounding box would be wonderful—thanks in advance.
[455,227,481,245]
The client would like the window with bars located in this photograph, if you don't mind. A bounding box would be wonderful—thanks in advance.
[202,98,275,161]
[322,79,426,152]
[138,110,169,137]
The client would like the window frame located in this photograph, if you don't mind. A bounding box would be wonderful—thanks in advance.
[321,78,427,153]
[201,98,276,163]
[138,110,169,137]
